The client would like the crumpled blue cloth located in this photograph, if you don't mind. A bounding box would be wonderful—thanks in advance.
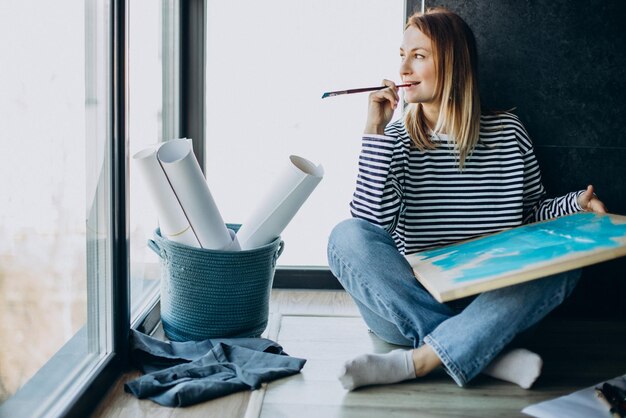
[124,329,306,407]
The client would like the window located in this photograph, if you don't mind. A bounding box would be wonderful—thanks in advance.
[1,0,185,410]
[0,0,114,415]
[205,0,405,266]
[1,0,408,415]
[128,0,179,321]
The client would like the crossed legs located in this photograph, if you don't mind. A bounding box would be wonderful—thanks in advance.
[327,219,580,389]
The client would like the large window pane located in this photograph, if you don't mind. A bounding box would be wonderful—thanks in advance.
[0,0,112,414]
[128,0,180,321]
[129,0,169,321]
[205,1,404,266]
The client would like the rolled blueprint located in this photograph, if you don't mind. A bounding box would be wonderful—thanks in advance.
[236,155,324,250]
[133,141,200,247]
[157,139,239,250]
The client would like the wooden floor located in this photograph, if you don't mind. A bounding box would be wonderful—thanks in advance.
[91,290,626,418]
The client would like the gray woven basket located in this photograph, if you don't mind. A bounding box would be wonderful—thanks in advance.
[148,225,284,341]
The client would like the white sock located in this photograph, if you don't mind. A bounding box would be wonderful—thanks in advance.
[482,348,543,389]
[338,349,416,390]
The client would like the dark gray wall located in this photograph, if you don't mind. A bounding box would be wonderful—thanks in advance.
[406,0,626,318]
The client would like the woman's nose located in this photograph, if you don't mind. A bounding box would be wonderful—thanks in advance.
[399,58,411,75]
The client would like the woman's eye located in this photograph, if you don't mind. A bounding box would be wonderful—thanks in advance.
[415,54,425,59]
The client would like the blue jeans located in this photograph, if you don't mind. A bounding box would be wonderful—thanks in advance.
[326,218,580,387]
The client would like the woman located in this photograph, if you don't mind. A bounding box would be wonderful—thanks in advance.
[327,7,607,390]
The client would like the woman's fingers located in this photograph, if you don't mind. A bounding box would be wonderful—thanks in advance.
[578,185,608,213]
[370,79,399,107]
[588,197,608,213]
[364,80,400,134]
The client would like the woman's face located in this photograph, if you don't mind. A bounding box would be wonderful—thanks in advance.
[399,26,439,106]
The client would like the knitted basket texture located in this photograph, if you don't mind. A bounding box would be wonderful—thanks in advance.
[148,225,284,342]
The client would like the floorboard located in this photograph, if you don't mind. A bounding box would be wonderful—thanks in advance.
[91,290,626,418]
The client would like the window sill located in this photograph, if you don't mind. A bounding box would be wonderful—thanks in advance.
[0,326,115,418]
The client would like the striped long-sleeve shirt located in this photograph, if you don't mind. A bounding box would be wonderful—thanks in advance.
[350,112,584,255]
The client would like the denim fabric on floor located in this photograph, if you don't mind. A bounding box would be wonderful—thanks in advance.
[129,329,287,373]
[124,330,306,407]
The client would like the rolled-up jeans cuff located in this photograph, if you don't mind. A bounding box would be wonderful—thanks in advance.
[424,335,467,387]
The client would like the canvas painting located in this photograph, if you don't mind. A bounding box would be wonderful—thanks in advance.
[406,212,626,302]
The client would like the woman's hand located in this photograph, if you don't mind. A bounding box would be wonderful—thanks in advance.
[578,185,608,214]
[364,79,399,135]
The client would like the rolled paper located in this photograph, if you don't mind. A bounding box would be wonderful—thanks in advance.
[223,228,241,251]
[236,155,324,250]
[133,141,200,247]
[157,139,235,250]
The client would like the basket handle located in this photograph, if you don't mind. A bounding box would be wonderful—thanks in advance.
[274,240,285,263]
[147,239,163,259]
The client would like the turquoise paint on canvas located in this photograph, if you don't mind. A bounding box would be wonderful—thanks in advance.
[416,213,626,284]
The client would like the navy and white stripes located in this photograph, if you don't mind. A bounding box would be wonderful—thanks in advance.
[350,112,583,254]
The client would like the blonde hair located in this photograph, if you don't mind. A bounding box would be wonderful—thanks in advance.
[403,8,481,169]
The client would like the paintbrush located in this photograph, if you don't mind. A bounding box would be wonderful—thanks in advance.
[321,82,419,99]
